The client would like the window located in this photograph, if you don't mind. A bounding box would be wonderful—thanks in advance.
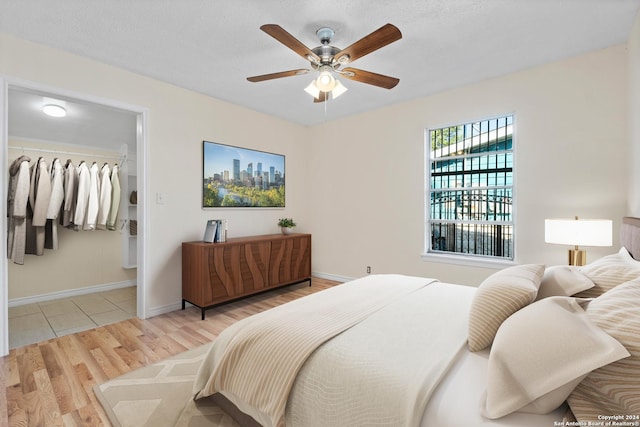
[426,115,514,261]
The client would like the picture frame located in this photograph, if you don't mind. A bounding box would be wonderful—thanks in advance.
[202,141,285,208]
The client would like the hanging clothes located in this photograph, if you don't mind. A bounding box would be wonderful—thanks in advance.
[84,162,100,231]
[74,161,90,231]
[45,158,64,250]
[8,152,124,265]
[7,155,31,265]
[26,157,52,256]
[107,164,120,231]
[61,159,77,228]
[96,163,112,230]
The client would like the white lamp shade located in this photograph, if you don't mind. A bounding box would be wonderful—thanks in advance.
[315,69,336,92]
[304,78,348,100]
[304,81,320,99]
[331,80,348,99]
[545,218,612,247]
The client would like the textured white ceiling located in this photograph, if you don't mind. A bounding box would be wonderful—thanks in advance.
[8,87,138,152]
[2,0,640,137]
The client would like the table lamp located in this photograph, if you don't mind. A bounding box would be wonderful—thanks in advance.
[544,216,612,266]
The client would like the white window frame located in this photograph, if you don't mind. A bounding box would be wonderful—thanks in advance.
[422,114,516,268]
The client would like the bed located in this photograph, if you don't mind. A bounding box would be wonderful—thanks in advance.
[188,217,640,427]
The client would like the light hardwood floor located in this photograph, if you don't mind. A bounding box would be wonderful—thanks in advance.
[1,277,339,427]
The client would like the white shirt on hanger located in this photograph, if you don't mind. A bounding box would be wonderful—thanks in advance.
[107,164,121,231]
[62,160,77,227]
[84,162,100,231]
[97,163,112,229]
[74,161,90,230]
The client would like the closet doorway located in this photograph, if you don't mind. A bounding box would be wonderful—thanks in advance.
[1,80,147,355]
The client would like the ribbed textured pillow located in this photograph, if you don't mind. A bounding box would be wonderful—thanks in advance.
[576,248,640,298]
[568,279,640,420]
[468,264,544,352]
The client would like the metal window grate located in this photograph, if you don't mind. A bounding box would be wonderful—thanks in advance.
[427,115,514,259]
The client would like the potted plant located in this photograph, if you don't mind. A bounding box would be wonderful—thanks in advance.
[278,218,296,235]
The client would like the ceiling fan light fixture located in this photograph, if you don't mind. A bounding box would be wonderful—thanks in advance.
[331,80,348,99]
[248,23,403,104]
[315,66,336,92]
[304,81,320,99]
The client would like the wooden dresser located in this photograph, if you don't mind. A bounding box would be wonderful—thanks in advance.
[182,233,311,319]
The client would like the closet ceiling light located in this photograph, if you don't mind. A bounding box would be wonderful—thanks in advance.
[43,104,67,118]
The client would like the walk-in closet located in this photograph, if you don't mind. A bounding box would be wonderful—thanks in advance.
[5,85,140,349]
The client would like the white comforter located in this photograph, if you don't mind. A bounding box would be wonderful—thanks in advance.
[192,274,476,427]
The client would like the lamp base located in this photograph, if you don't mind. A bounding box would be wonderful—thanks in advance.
[568,249,586,266]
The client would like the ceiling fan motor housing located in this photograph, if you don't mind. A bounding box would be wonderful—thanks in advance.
[311,27,344,68]
[311,45,341,67]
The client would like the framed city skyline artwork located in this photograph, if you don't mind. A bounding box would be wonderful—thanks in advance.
[202,140,286,208]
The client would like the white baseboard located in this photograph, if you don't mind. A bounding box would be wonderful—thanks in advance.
[311,271,353,283]
[8,280,137,307]
[147,302,183,318]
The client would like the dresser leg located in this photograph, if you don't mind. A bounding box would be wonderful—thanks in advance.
[201,308,205,320]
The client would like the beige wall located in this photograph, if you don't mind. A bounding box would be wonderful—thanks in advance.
[0,28,634,311]
[629,12,640,216]
[7,139,136,299]
[307,45,629,285]
[1,32,310,312]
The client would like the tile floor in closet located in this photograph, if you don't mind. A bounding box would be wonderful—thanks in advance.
[7,286,137,349]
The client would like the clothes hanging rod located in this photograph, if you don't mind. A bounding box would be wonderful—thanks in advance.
[8,145,125,161]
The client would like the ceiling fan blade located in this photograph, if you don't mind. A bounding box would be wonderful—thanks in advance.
[340,67,399,89]
[313,92,329,103]
[260,24,321,63]
[247,69,310,82]
[334,23,402,64]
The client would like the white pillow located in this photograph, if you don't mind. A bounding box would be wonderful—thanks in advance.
[576,247,640,298]
[535,265,595,300]
[482,297,630,419]
[468,264,544,352]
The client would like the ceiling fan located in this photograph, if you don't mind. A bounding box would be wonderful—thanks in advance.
[247,23,402,103]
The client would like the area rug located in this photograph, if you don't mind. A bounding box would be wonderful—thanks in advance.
[93,343,240,427]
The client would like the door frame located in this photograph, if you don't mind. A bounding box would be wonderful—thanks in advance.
[0,76,148,356]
